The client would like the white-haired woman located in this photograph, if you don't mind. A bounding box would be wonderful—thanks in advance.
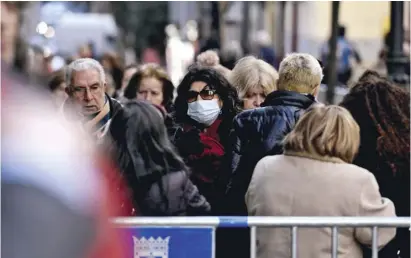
[229,56,278,110]
[246,104,396,258]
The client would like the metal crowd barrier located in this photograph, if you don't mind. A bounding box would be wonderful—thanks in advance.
[113,216,411,258]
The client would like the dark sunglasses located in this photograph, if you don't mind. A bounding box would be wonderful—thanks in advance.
[186,89,216,103]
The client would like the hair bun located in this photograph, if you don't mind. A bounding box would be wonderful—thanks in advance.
[196,50,220,67]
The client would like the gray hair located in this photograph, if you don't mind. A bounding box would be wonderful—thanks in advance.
[229,56,278,99]
[65,58,105,86]
[278,53,323,94]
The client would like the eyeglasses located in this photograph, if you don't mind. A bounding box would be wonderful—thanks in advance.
[71,84,102,97]
[186,89,216,103]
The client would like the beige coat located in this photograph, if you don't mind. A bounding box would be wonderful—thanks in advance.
[246,151,396,258]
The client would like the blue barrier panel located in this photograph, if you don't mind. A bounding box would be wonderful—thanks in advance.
[123,226,214,258]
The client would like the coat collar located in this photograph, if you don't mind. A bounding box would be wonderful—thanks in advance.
[284,150,346,164]
[62,94,122,121]
[261,90,316,109]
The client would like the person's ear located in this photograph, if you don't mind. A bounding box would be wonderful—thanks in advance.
[312,86,320,97]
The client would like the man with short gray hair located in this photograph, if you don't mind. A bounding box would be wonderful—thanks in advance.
[63,58,123,142]
[224,53,323,203]
[217,53,323,258]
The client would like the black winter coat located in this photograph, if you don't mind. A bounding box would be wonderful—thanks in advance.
[215,90,316,258]
[222,90,317,214]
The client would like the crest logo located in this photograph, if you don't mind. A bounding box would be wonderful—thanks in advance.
[133,236,171,258]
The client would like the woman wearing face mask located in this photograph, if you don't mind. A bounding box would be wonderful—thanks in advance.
[174,67,242,208]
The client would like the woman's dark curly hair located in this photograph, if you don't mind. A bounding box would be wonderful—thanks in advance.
[124,63,175,113]
[340,70,410,174]
[175,66,241,123]
[174,66,242,144]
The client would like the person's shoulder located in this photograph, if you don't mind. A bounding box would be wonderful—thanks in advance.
[109,96,123,108]
[234,106,283,126]
[333,163,375,183]
[258,154,285,166]
[162,170,189,188]
[109,96,125,116]
[251,155,286,179]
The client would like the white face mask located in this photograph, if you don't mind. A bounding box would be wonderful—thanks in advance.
[187,99,221,126]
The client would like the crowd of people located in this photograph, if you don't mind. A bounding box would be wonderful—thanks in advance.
[7,45,410,258]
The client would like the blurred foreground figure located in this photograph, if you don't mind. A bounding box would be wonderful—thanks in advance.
[1,65,129,258]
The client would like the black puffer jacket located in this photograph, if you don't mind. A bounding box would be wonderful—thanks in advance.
[222,90,317,214]
[214,90,317,258]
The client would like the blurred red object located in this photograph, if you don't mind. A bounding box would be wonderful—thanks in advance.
[2,65,137,258]
[86,155,136,258]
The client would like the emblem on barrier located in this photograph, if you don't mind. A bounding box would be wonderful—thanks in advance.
[133,236,171,258]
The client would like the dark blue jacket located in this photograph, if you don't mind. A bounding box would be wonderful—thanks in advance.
[259,46,276,68]
[222,90,317,214]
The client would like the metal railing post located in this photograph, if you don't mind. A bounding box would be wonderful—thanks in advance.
[331,226,338,258]
[250,226,257,258]
[212,227,216,258]
[371,226,379,258]
[112,216,411,258]
[291,226,298,258]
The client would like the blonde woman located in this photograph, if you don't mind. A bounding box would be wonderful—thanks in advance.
[221,53,322,258]
[229,56,278,110]
[246,104,396,258]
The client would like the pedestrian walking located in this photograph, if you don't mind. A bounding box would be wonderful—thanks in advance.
[340,70,410,258]
[246,104,396,258]
[173,66,241,208]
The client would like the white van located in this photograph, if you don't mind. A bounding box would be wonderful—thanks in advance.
[52,13,120,58]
